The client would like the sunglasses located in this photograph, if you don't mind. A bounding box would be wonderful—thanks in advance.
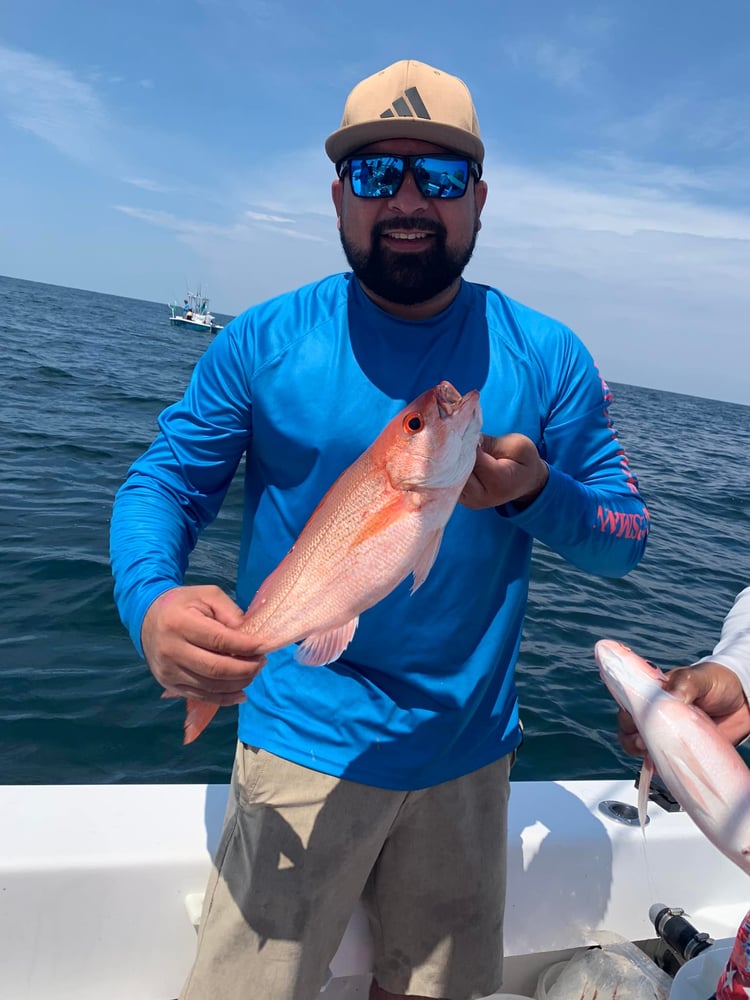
[337,154,481,200]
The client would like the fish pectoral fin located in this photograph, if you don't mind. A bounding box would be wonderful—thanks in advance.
[410,528,445,594]
[295,617,360,667]
[183,699,220,746]
[638,756,655,830]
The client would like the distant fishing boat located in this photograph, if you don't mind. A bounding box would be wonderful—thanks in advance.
[168,289,224,333]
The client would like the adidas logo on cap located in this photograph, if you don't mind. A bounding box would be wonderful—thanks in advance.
[379,86,431,121]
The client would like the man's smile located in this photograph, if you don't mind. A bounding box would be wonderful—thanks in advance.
[386,231,431,240]
[381,228,435,248]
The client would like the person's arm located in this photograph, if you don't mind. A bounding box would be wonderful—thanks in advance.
[618,588,750,754]
[110,324,266,702]
[695,587,750,700]
[461,335,648,578]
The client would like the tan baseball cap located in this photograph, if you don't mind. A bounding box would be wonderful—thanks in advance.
[325,60,484,167]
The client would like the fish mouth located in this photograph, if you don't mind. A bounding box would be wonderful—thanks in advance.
[435,381,479,419]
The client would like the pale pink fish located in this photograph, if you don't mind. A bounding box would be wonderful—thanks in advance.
[183,381,482,744]
[595,638,750,876]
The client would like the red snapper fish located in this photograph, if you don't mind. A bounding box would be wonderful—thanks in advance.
[183,380,482,744]
[595,638,750,876]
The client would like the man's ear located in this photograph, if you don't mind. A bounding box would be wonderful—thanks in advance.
[474,178,488,226]
[332,178,344,228]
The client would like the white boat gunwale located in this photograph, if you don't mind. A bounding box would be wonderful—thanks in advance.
[2,777,744,999]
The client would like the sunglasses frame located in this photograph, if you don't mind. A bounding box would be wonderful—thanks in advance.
[337,153,482,200]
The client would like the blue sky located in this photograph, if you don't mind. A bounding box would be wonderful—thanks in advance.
[1,1,748,404]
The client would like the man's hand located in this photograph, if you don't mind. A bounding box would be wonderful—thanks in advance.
[618,660,750,756]
[141,585,266,705]
[460,433,549,511]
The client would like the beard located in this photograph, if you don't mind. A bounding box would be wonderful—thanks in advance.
[339,217,478,306]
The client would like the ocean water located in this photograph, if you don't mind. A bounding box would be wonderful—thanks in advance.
[1,274,748,786]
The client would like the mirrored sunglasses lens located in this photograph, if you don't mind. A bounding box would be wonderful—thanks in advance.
[415,158,470,198]
[349,157,403,197]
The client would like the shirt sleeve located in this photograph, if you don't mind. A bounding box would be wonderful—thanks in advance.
[696,587,750,701]
[496,334,649,578]
[109,324,253,655]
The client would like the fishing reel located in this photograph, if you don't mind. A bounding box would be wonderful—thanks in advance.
[650,903,714,975]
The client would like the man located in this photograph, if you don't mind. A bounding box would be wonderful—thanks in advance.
[618,587,750,753]
[110,60,649,1000]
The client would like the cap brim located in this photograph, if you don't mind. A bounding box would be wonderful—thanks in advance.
[325,118,484,166]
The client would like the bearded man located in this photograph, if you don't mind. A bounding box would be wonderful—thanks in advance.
[111,59,649,1000]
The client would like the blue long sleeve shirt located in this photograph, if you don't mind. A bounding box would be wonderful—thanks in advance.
[110,274,649,789]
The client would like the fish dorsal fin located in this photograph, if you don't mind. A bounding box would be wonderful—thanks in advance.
[295,617,360,666]
[410,528,444,594]
[638,756,654,831]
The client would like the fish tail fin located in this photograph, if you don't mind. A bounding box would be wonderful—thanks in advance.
[183,699,220,745]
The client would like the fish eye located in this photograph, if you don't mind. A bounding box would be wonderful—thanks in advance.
[403,412,424,435]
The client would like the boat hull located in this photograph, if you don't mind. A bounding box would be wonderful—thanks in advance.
[169,316,222,333]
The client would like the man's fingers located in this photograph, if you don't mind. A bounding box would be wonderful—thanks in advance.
[663,667,704,703]
[460,454,516,508]
[141,585,269,703]
[461,433,546,511]
[181,617,265,660]
[162,685,248,706]
[170,647,266,688]
[665,662,745,714]
[617,706,646,755]
[196,588,249,629]
[176,666,261,693]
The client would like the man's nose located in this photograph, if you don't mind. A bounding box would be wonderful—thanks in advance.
[387,169,427,212]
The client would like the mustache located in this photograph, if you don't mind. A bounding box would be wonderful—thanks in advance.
[372,217,445,238]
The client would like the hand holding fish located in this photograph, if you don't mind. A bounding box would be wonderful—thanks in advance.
[141,585,266,719]
[596,639,750,875]
[618,659,750,756]
[459,433,549,511]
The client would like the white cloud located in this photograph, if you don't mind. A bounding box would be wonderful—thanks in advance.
[520,39,590,89]
[86,69,124,86]
[115,205,234,237]
[122,176,173,193]
[502,13,615,91]
[115,204,327,244]
[606,94,750,157]
[465,152,750,404]
[245,210,295,224]
[481,157,750,241]
[0,43,111,164]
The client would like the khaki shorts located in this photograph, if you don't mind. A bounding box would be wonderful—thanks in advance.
[181,744,512,1000]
